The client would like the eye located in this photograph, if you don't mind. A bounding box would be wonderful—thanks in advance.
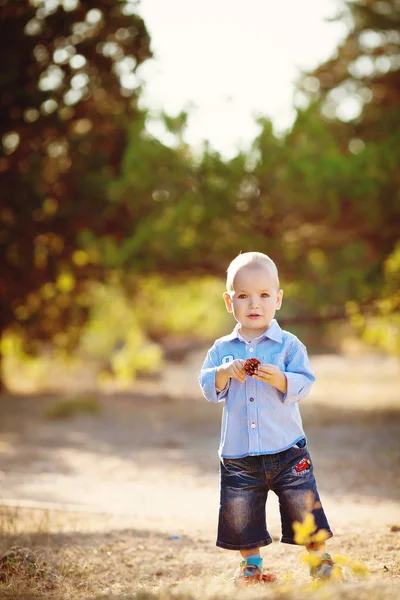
[261,293,270,298]
[237,294,247,299]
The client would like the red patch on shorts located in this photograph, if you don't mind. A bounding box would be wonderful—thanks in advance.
[295,456,311,473]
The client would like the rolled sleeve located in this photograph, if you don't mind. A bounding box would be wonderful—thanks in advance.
[281,340,315,404]
[198,344,228,403]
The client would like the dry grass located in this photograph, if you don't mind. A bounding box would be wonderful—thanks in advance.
[0,506,397,600]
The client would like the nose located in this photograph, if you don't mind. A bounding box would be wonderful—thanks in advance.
[249,297,259,309]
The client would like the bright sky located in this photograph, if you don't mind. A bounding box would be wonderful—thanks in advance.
[136,0,348,158]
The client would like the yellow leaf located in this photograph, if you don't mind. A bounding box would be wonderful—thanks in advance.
[301,552,321,567]
[333,554,350,566]
[351,562,368,577]
[293,513,317,545]
[311,528,330,544]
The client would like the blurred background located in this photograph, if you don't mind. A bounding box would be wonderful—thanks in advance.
[0,1,400,597]
[1,0,399,394]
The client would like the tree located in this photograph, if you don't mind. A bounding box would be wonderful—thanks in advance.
[0,0,151,391]
[295,0,400,327]
[301,0,400,140]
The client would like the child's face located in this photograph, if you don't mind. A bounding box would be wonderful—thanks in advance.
[223,263,283,338]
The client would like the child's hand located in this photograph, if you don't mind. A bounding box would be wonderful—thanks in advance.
[253,364,288,393]
[222,359,246,383]
[216,359,246,392]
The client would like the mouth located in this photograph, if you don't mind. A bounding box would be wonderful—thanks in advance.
[247,314,262,319]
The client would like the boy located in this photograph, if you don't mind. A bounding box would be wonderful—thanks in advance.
[199,252,336,585]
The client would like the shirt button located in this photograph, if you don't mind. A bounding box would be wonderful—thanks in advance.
[249,397,254,402]
[251,422,256,429]
[249,348,254,352]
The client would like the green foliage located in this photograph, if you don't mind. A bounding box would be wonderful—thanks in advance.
[79,283,163,384]
[346,242,400,354]
[2,278,230,391]
[293,0,400,352]
[133,276,230,340]
[79,278,230,382]
[110,102,399,335]
[301,0,400,138]
[0,0,152,388]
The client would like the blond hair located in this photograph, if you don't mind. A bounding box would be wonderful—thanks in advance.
[226,252,280,292]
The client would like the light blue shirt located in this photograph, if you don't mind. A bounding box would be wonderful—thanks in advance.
[198,319,315,458]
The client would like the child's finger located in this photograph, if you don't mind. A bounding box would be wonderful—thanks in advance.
[234,359,245,372]
[256,372,272,380]
[233,365,246,381]
[257,365,275,375]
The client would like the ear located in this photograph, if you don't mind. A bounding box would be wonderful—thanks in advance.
[276,289,283,310]
[223,292,233,313]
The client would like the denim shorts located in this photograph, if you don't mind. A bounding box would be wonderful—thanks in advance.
[217,441,333,550]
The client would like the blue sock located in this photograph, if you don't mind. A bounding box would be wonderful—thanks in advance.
[243,553,262,565]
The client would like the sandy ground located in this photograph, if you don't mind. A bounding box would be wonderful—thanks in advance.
[0,351,399,596]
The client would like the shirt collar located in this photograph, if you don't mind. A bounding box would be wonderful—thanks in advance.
[226,319,283,344]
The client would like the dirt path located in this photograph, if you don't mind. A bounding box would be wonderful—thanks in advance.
[0,352,399,596]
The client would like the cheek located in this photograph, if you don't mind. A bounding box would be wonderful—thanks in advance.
[232,304,245,319]
[263,299,275,309]
[269,297,279,308]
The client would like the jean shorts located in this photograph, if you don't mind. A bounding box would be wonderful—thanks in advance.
[217,441,333,550]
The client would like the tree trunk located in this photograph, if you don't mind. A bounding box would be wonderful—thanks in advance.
[0,340,8,396]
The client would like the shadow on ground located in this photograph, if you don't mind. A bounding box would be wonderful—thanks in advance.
[0,388,399,505]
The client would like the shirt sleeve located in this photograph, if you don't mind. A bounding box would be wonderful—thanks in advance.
[198,343,230,403]
[281,339,315,404]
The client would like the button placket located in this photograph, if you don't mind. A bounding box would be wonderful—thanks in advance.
[246,342,259,453]
[248,412,259,453]
[248,384,258,454]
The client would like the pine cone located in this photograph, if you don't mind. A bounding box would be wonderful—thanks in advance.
[243,358,261,376]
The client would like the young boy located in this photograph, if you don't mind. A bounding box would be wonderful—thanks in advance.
[199,252,337,585]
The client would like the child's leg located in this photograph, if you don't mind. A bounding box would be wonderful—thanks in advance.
[237,547,277,585]
[239,547,262,574]
[236,548,265,585]
[272,446,333,546]
[217,457,271,551]
[306,542,325,552]
[271,445,339,578]
[306,542,339,578]
[240,547,260,558]
[217,457,273,584]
